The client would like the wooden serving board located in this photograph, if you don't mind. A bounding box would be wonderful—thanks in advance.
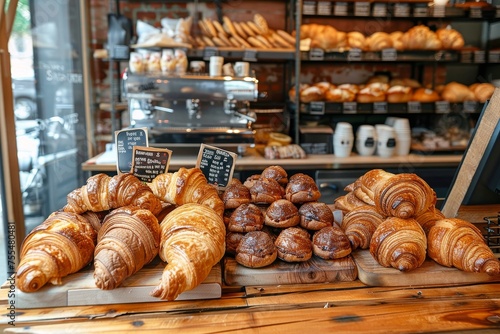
[223,255,358,286]
[3,259,222,309]
[352,250,500,287]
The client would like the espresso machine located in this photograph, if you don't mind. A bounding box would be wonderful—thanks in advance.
[124,72,259,150]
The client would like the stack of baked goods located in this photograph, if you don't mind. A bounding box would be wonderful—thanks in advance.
[334,169,500,275]
[222,165,353,268]
[195,14,295,50]
[15,167,227,301]
[289,77,496,104]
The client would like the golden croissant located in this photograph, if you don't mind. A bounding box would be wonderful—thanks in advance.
[148,167,224,217]
[355,169,436,219]
[150,203,226,300]
[370,217,427,271]
[93,206,160,290]
[427,218,500,275]
[63,173,163,216]
[415,207,445,235]
[341,205,386,250]
[16,211,97,292]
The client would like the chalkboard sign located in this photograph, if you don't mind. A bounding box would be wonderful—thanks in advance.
[131,146,172,183]
[196,144,237,189]
[115,128,148,174]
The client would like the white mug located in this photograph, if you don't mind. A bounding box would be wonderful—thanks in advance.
[190,60,205,74]
[222,62,235,76]
[209,56,224,77]
[234,61,250,77]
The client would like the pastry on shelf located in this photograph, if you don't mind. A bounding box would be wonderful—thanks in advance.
[411,88,441,102]
[347,31,366,50]
[365,32,393,52]
[441,82,476,102]
[469,82,495,103]
[285,173,321,204]
[325,87,356,102]
[312,225,352,260]
[261,165,289,186]
[386,85,413,103]
[436,26,465,50]
[228,203,265,232]
[222,182,251,210]
[264,199,300,228]
[235,231,278,268]
[341,205,386,250]
[401,25,441,50]
[298,201,334,231]
[250,177,285,204]
[274,227,313,263]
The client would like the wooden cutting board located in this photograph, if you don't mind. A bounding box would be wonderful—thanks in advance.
[3,258,222,309]
[352,250,500,286]
[223,255,358,286]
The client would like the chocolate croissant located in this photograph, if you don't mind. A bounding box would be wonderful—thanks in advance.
[150,203,226,301]
[64,173,163,216]
[370,217,427,272]
[341,205,386,250]
[93,206,160,290]
[148,167,224,217]
[427,218,500,275]
[16,211,97,292]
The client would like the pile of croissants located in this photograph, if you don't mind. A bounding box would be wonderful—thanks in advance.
[15,167,226,301]
[222,166,352,268]
[335,169,499,275]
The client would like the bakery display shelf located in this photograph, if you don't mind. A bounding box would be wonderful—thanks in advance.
[300,49,459,63]
[297,101,485,115]
[410,143,468,155]
[187,47,295,62]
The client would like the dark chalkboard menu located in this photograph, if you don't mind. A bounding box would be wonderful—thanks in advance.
[131,146,172,183]
[196,144,237,189]
[115,128,148,174]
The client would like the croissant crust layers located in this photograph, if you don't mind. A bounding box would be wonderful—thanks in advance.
[150,203,226,300]
[16,211,97,292]
[93,206,160,290]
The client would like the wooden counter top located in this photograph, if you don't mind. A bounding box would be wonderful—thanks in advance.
[82,149,463,173]
[2,206,499,333]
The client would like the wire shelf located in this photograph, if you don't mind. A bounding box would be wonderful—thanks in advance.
[484,213,500,254]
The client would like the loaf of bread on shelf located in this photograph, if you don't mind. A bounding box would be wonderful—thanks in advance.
[150,203,226,300]
[93,206,160,290]
[300,85,325,103]
[365,32,393,51]
[441,82,476,102]
[401,25,441,50]
[436,26,465,50]
[341,205,386,250]
[16,211,97,292]
[235,231,278,268]
[370,217,427,271]
[148,167,224,217]
[64,173,163,216]
[356,83,388,103]
[412,88,441,102]
[325,87,356,102]
[469,83,495,103]
[386,85,413,103]
[427,218,500,275]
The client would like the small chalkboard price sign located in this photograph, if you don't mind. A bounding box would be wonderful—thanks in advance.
[196,144,237,189]
[115,128,149,174]
[131,146,172,183]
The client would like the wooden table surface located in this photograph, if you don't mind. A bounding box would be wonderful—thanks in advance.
[1,206,499,334]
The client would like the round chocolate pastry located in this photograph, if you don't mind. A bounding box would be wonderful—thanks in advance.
[261,165,288,186]
[243,174,261,189]
[312,225,352,260]
[285,173,321,204]
[222,183,251,209]
[274,227,313,262]
[299,201,334,230]
[228,177,242,186]
[228,203,264,233]
[235,231,278,268]
[250,177,285,204]
[225,231,245,256]
[265,199,300,228]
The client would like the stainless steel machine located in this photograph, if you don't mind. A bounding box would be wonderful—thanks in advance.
[124,72,259,149]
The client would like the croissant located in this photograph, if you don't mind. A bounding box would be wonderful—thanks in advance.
[427,218,500,276]
[150,203,226,300]
[93,206,160,290]
[16,211,97,292]
[356,169,436,219]
[148,167,224,217]
[370,217,427,272]
[415,207,445,235]
[341,205,386,250]
[64,173,163,216]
